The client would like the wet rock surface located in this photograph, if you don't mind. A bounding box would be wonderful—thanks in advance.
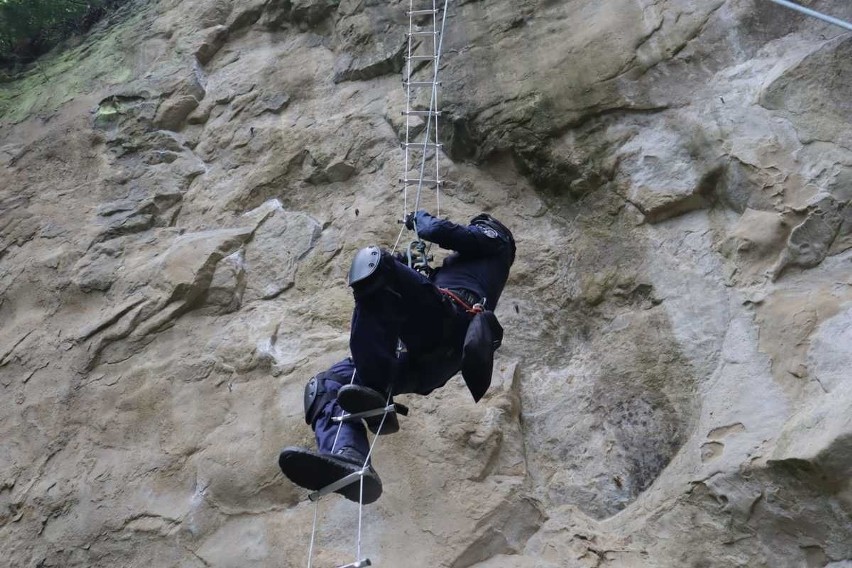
[1,0,852,566]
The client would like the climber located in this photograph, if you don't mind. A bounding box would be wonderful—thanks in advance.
[278,210,515,504]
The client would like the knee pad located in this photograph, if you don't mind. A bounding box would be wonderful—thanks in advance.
[348,246,385,295]
[304,372,341,426]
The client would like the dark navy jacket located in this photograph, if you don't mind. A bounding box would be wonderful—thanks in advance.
[413,211,512,310]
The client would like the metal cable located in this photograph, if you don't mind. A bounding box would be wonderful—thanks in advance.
[767,0,852,32]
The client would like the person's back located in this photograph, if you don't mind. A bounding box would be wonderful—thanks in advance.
[413,211,515,310]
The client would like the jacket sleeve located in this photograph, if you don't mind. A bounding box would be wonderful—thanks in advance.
[414,210,505,256]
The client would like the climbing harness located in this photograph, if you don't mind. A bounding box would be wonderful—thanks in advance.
[303,5,451,565]
[766,0,852,32]
[440,288,485,315]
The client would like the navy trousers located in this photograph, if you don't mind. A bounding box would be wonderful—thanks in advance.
[312,254,471,456]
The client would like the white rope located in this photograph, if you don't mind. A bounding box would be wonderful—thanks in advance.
[355,389,393,564]
[357,473,365,562]
[306,2,453,564]
[306,499,320,568]
[306,367,358,568]
[410,0,438,214]
[402,0,450,243]
[434,0,450,221]
[390,222,407,256]
[434,0,442,219]
[411,0,450,216]
[402,0,415,227]
[329,368,358,454]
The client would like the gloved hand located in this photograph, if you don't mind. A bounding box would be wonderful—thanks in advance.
[403,211,417,230]
[404,210,429,231]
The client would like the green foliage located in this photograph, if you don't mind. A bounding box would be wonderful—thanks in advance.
[0,0,125,66]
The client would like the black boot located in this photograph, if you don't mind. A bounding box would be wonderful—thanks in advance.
[278,446,383,504]
[337,384,405,435]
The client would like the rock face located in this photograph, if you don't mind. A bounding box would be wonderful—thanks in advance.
[1,0,851,566]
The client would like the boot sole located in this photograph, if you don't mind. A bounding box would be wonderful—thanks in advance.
[278,447,382,504]
[337,385,401,435]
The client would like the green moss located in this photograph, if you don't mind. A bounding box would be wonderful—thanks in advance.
[0,7,145,124]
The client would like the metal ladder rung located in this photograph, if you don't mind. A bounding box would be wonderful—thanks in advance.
[402,110,441,116]
[400,178,444,186]
[308,470,365,502]
[407,31,438,36]
[404,81,441,87]
[331,402,410,423]
[337,561,371,568]
[403,142,442,148]
[409,9,439,15]
[332,404,398,423]
[406,55,438,61]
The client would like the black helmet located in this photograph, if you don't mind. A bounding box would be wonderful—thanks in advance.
[471,213,515,265]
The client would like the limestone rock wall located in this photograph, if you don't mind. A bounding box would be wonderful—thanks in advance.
[1,0,851,566]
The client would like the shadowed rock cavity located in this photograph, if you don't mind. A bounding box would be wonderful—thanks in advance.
[522,307,695,519]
